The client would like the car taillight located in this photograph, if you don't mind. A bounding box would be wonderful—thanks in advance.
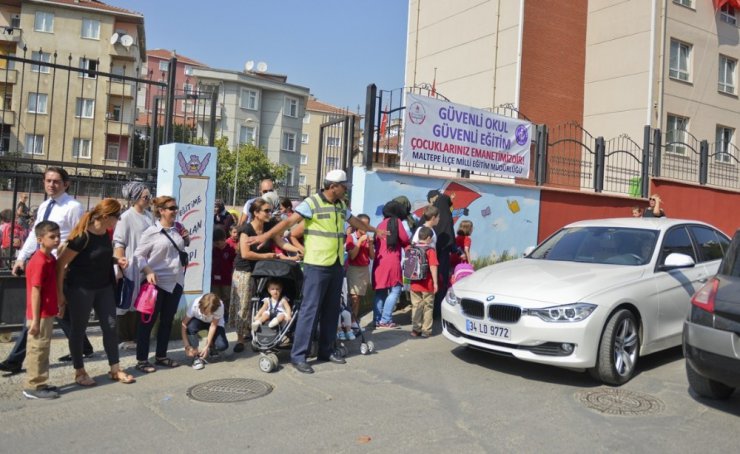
[691,278,719,313]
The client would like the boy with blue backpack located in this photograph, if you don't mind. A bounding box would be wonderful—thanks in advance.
[404,226,438,338]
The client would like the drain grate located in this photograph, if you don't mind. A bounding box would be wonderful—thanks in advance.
[576,389,664,416]
[187,378,273,403]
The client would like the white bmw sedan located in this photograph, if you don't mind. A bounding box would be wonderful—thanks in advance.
[442,218,730,385]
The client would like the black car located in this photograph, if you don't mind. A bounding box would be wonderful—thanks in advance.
[683,229,740,399]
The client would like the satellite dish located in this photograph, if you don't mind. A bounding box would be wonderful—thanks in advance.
[120,34,134,48]
[245,60,254,71]
[256,61,267,73]
[109,33,120,45]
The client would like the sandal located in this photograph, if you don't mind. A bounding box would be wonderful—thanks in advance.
[135,361,156,373]
[75,373,97,387]
[108,370,136,384]
[154,357,180,368]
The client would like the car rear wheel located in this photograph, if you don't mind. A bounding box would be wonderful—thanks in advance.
[591,309,639,385]
[686,360,735,400]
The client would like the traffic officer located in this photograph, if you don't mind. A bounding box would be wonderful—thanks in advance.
[249,169,385,374]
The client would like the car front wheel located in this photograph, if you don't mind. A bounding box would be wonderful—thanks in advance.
[685,360,735,400]
[591,309,640,385]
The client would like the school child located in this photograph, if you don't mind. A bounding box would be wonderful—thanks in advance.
[226,225,239,251]
[211,227,236,322]
[22,221,61,399]
[182,293,228,370]
[450,220,473,270]
[345,214,374,331]
[411,205,439,248]
[252,279,292,330]
[631,206,642,217]
[337,299,356,341]
[409,226,438,338]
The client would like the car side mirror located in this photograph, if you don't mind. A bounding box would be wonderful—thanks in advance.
[658,252,695,271]
[523,246,535,257]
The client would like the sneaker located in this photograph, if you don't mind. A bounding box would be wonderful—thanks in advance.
[268,318,280,329]
[376,322,399,329]
[23,388,59,399]
[337,331,346,340]
[192,358,205,370]
[410,330,421,337]
[251,321,261,331]
[421,332,431,338]
[346,331,356,341]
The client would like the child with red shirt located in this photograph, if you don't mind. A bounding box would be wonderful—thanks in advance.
[410,226,438,338]
[225,225,239,251]
[450,220,473,270]
[212,227,236,322]
[345,214,374,330]
[22,221,61,399]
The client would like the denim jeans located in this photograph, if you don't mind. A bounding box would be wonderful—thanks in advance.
[374,284,402,325]
[186,318,228,352]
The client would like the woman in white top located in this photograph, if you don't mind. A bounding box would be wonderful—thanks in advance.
[113,182,154,349]
[133,195,190,373]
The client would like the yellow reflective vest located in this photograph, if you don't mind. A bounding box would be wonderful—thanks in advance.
[303,194,347,266]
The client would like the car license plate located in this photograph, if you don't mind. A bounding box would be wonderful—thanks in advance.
[465,319,511,340]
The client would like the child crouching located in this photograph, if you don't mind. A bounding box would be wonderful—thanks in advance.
[252,279,292,330]
[182,293,228,370]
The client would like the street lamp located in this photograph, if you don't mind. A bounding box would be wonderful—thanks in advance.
[233,117,255,205]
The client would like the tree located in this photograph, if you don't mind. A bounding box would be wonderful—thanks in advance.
[214,137,287,204]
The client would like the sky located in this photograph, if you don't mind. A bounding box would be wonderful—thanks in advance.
[112,0,409,113]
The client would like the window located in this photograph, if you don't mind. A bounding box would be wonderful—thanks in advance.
[284,96,298,117]
[106,142,120,160]
[79,58,98,79]
[2,91,11,110]
[75,98,95,118]
[239,125,256,145]
[72,138,92,159]
[719,55,736,94]
[183,83,194,95]
[285,167,294,186]
[111,66,125,82]
[184,65,193,75]
[34,11,54,33]
[300,154,308,165]
[27,93,48,114]
[669,39,691,82]
[109,104,122,122]
[690,226,729,262]
[282,132,296,152]
[299,174,306,185]
[327,137,341,147]
[301,133,309,144]
[659,227,696,264]
[31,51,51,74]
[25,134,44,155]
[715,126,734,163]
[159,60,169,72]
[303,112,311,124]
[673,0,692,7]
[667,114,688,155]
[240,89,258,110]
[181,100,194,113]
[326,157,340,169]
[10,14,20,29]
[720,3,737,24]
[81,19,100,39]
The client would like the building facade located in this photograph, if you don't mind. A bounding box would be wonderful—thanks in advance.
[0,0,146,168]
[193,66,310,187]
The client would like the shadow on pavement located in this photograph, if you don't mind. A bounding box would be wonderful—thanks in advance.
[687,388,740,416]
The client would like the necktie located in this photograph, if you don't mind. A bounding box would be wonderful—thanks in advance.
[42,199,56,221]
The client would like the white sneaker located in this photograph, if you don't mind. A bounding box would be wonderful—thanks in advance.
[192,358,205,370]
[251,321,261,331]
[337,331,346,340]
[346,331,356,340]
[268,318,280,328]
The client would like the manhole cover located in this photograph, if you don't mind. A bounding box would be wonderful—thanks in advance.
[187,378,273,403]
[576,389,664,416]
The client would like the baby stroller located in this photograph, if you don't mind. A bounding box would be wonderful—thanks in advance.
[249,259,303,373]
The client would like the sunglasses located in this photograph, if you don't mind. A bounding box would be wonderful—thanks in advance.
[140,195,151,201]
[260,208,272,213]
[163,205,178,211]
[261,189,274,194]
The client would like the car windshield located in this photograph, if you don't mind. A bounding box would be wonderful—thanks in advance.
[528,227,659,266]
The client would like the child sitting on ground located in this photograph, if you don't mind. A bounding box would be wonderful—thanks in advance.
[252,279,292,331]
[337,298,356,341]
[182,293,228,370]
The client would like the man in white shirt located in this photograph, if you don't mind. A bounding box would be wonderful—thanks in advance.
[0,167,91,375]
[237,178,274,226]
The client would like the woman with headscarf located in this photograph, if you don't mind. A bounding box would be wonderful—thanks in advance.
[214,199,235,231]
[432,191,455,319]
[392,195,418,236]
[372,200,410,328]
[113,181,154,349]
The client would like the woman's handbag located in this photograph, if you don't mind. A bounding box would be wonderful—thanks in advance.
[134,282,158,323]
[160,229,189,268]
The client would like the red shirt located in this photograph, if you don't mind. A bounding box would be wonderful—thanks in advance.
[345,233,371,266]
[211,244,237,286]
[26,250,58,319]
[226,237,239,251]
[450,234,472,268]
[410,247,439,293]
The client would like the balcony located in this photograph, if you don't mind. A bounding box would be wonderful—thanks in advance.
[0,109,15,125]
[107,81,134,98]
[0,26,22,43]
[106,120,133,136]
[0,69,17,84]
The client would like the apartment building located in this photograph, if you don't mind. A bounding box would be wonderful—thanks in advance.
[406,0,740,181]
[193,65,310,187]
[300,96,358,191]
[141,49,207,127]
[0,0,146,168]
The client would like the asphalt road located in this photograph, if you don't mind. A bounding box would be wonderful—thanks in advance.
[1,308,738,453]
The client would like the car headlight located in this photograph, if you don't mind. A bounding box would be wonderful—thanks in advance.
[524,303,596,323]
[445,287,459,306]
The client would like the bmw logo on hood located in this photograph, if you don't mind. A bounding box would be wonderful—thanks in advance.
[486,295,495,302]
